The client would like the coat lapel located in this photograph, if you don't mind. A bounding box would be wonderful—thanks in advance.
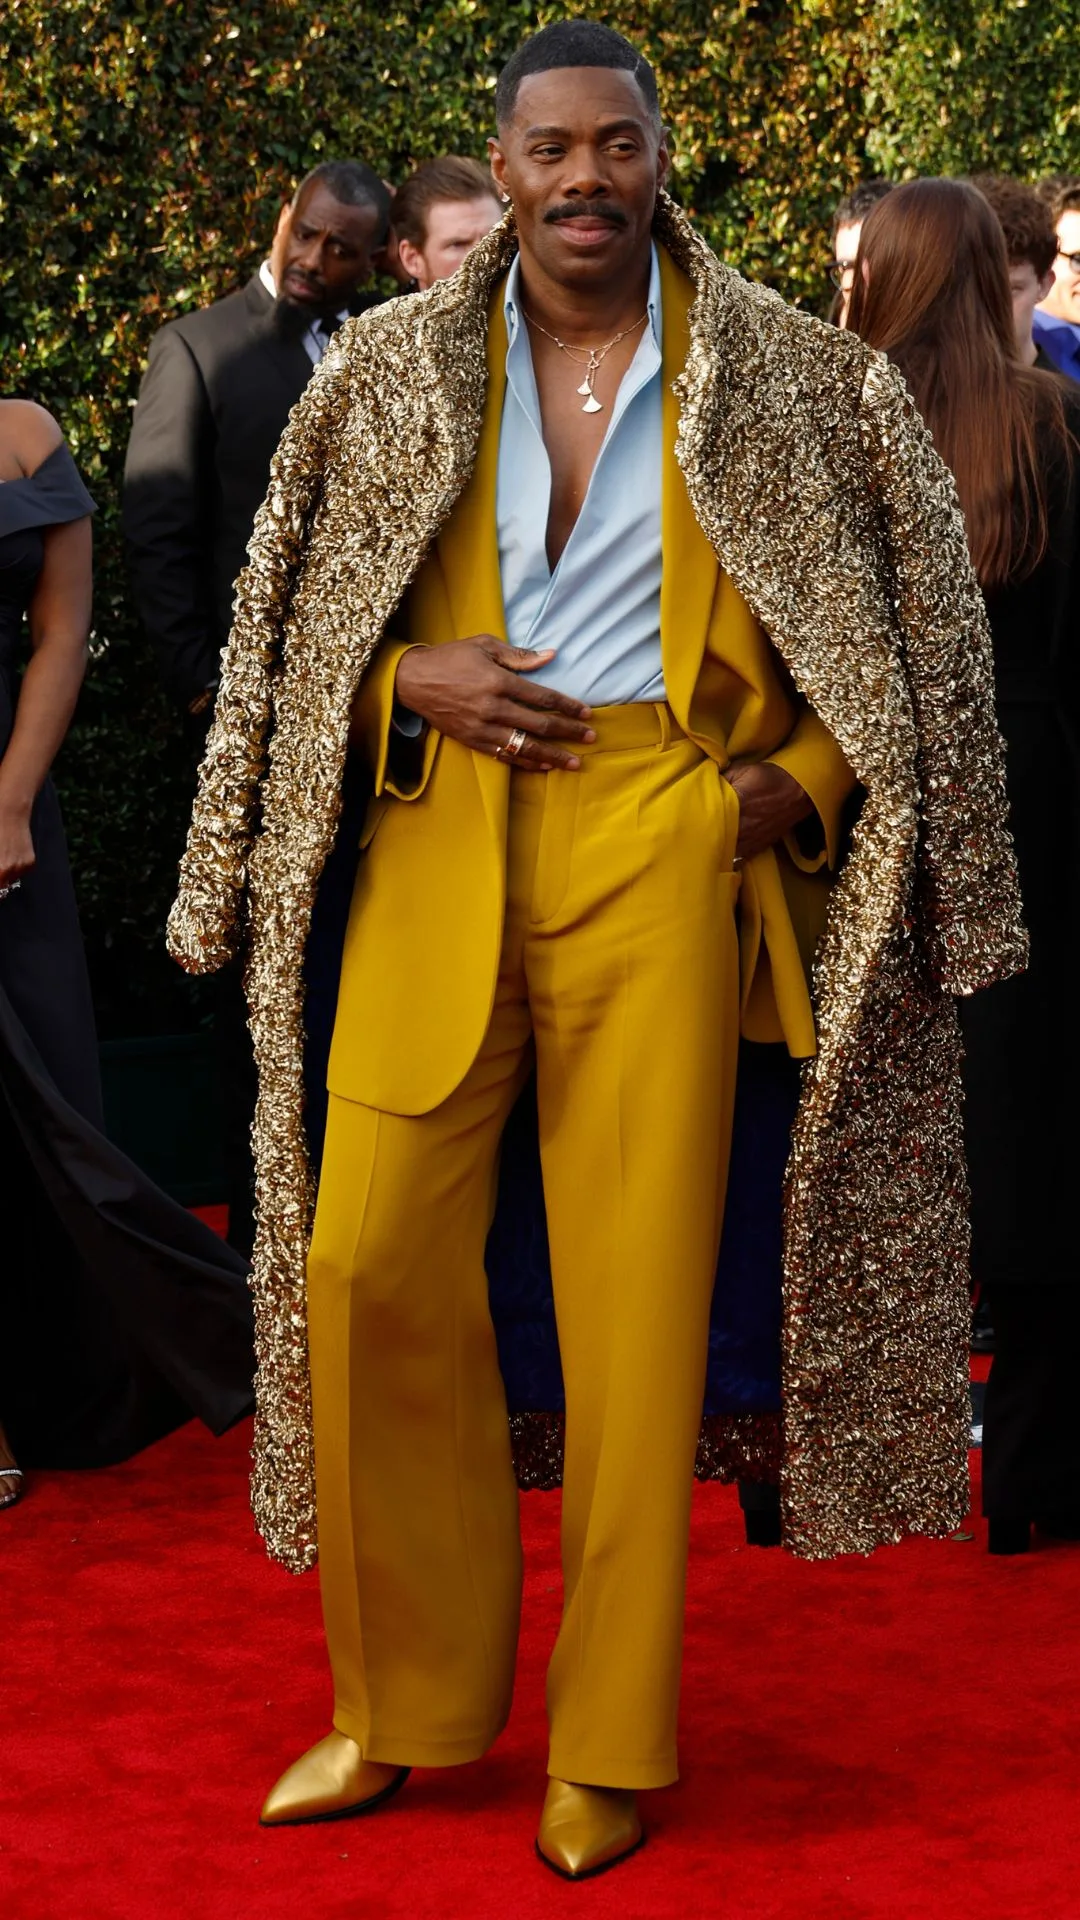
[652,198,872,787]
[434,292,509,646]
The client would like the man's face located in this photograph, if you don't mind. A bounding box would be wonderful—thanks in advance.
[1044,208,1080,323]
[1009,258,1054,347]
[832,220,862,327]
[488,66,668,294]
[269,179,383,315]
[399,195,503,290]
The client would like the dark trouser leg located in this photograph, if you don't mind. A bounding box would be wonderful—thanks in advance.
[738,1478,782,1545]
[982,1285,1079,1524]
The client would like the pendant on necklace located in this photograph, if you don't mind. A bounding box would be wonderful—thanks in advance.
[579,350,604,413]
[523,303,647,422]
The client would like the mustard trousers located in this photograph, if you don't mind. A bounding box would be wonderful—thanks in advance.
[307,704,742,1790]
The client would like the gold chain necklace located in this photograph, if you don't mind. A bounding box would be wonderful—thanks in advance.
[523,307,649,413]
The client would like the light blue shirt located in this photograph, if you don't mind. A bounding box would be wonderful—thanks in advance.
[1032,307,1080,383]
[495,245,665,706]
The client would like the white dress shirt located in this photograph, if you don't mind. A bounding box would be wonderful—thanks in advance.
[495,245,665,706]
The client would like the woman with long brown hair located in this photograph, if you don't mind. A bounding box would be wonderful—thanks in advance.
[849,178,1080,1555]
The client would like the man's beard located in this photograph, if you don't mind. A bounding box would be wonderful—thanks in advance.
[271,294,318,341]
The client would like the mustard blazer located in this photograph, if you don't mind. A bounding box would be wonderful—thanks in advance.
[331,252,855,1118]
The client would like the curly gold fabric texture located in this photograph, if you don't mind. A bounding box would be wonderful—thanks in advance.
[168,196,1026,1572]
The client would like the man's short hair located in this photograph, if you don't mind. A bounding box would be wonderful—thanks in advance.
[495,19,661,131]
[294,160,392,245]
[391,157,498,249]
[969,175,1057,278]
[830,179,894,242]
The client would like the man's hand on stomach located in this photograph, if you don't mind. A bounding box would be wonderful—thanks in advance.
[393,637,595,772]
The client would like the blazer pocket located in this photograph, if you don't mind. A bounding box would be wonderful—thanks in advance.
[359,793,388,851]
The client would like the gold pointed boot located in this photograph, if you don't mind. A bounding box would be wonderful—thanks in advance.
[260,1731,409,1826]
[536,1778,644,1880]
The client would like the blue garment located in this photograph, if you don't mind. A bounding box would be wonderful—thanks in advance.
[496,245,666,707]
[1032,309,1080,382]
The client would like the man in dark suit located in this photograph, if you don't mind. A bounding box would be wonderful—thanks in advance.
[124,159,390,717]
[124,158,391,1253]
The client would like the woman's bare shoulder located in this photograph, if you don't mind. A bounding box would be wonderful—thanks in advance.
[0,399,65,474]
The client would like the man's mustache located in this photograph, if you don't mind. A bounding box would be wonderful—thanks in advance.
[544,203,628,228]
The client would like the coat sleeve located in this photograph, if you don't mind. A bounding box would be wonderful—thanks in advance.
[166,341,350,975]
[857,354,1028,995]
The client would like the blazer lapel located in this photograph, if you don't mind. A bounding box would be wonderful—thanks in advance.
[433,287,512,841]
[658,249,720,735]
[435,290,509,645]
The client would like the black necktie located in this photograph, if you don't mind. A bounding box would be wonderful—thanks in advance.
[315,314,343,355]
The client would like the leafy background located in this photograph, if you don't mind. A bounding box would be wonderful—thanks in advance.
[1,0,1078,1035]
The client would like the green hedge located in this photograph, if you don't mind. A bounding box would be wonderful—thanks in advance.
[1,1,1077,1033]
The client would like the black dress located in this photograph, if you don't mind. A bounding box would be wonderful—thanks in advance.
[0,442,254,1466]
[959,388,1080,1526]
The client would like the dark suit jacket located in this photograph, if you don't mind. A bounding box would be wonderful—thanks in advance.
[123,273,372,709]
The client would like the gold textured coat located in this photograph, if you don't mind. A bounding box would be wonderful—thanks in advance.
[168,198,1026,1573]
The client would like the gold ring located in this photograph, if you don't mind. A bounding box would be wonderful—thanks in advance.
[504,727,528,759]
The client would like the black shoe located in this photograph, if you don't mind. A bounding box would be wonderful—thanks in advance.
[738,1479,783,1547]
[743,1508,783,1547]
[987,1517,1031,1555]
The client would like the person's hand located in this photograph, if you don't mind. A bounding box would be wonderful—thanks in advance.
[723,759,813,861]
[0,801,35,890]
[394,637,595,771]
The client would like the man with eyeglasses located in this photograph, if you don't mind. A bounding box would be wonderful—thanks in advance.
[826,179,893,326]
[1033,177,1080,381]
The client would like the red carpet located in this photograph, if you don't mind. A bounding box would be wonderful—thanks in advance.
[5,1422,1078,1920]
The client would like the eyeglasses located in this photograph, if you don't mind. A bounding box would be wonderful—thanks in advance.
[827,259,858,288]
[1055,247,1080,275]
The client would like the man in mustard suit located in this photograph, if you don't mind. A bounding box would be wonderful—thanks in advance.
[170,15,1024,1889]
[258,21,852,1877]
